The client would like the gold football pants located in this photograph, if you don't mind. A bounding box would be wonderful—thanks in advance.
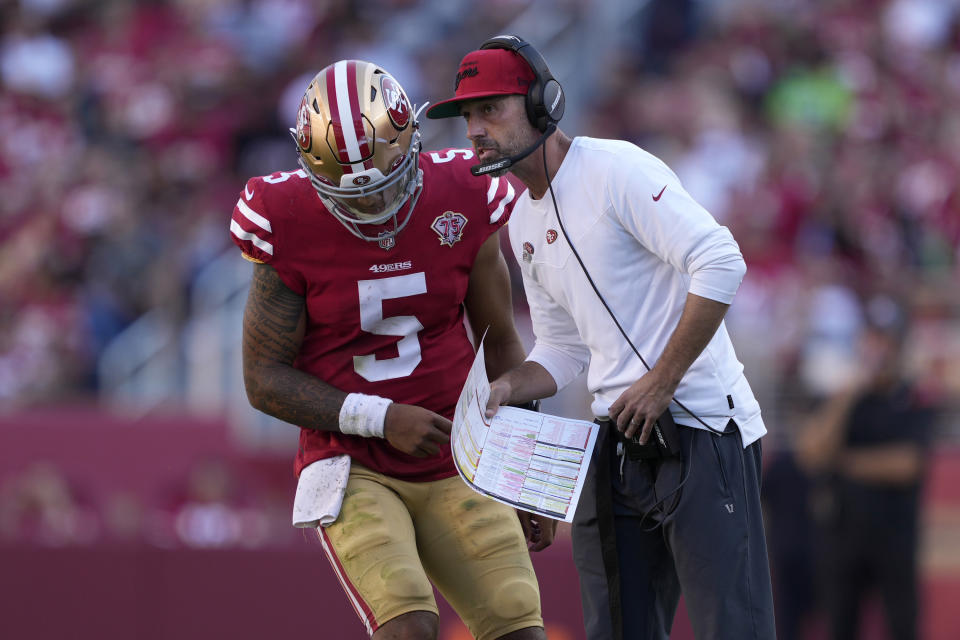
[318,464,543,639]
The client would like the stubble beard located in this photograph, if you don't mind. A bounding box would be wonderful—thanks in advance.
[477,126,541,178]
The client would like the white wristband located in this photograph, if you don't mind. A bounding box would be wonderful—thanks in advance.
[338,393,392,438]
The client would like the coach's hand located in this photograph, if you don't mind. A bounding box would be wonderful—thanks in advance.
[608,369,676,444]
[517,510,557,552]
[384,404,452,457]
[484,378,513,419]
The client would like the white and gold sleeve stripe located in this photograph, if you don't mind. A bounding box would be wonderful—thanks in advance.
[489,178,516,224]
[230,219,274,256]
[235,198,272,232]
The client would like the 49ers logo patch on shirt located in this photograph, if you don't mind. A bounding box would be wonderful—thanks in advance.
[431,211,467,247]
[522,241,534,262]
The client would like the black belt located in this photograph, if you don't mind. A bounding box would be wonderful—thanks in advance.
[598,408,682,461]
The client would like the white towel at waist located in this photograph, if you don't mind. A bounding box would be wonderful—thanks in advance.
[292,455,351,528]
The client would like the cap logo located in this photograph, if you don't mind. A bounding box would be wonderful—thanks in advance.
[455,66,479,90]
[546,229,558,244]
[296,95,312,151]
[381,76,410,129]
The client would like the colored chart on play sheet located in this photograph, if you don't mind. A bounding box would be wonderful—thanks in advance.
[452,336,598,522]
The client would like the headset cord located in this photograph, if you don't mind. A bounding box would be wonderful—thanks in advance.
[635,432,696,532]
[541,143,724,435]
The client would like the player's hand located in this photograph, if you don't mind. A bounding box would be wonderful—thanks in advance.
[516,509,557,552]
[608,371,676,444]
[484,378,513,419]
[383,403,452,458]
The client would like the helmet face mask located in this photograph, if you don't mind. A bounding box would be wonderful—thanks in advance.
[291,61,423,243]
[295,141,421,226]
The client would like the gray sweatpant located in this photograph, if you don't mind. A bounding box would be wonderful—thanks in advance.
[571,421,776,640]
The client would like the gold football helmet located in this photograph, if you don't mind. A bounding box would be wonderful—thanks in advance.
[291,60,422,244]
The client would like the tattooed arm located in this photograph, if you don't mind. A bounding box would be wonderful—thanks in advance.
[241,262,344,429]
[241,263,451,456]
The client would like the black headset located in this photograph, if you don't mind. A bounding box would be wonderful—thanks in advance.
[479,35,565,133]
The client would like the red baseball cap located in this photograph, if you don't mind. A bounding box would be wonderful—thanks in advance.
[426,48,535,119]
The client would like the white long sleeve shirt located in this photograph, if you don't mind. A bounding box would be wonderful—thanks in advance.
[509,137,765,446]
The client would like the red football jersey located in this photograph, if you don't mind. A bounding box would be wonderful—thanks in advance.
[230,149,518,481]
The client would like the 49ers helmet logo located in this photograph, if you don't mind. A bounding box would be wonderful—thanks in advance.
[296,95,312,151]
[381,76,410,130]
[431,211,467,247]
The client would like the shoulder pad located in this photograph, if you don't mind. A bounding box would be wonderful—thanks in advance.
[424,149,520,225]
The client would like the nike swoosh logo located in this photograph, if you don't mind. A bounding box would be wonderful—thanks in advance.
[245,185,255,200]
[652,185,667,201]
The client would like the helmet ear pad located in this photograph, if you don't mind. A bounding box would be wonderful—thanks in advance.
[480,35,565,133]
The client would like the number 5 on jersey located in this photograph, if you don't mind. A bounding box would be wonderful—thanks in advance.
[354,273,426,382]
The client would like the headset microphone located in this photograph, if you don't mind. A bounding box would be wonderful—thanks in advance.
[470,123,556,176]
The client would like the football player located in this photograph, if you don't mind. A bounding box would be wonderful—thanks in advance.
[230,60,552,640]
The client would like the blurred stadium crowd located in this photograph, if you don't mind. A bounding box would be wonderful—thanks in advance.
[2,0,958,419]
[0,454,298,548]
[599,0,960,437]
[1,0,959,635]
